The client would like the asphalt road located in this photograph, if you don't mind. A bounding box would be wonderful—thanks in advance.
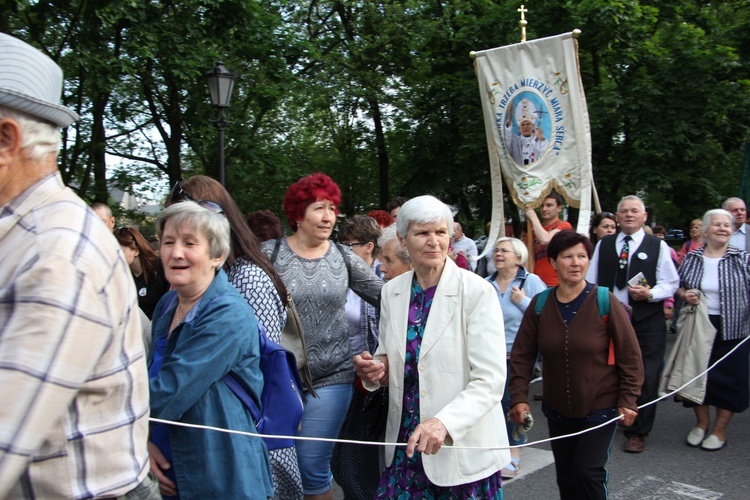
[503,332,750,500]
[334,332,750,499]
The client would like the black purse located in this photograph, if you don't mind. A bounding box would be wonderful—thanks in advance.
[362,387,388,439]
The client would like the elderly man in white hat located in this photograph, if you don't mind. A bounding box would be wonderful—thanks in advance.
[504,97,549,165]
[0,33,155,499]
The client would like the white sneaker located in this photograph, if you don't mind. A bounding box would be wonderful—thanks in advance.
[686,427,706,447]
[501,458,520,479]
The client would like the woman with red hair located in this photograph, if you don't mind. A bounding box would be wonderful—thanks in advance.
[263,173,383,500]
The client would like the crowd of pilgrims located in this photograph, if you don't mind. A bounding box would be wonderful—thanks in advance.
[106,176,749,500]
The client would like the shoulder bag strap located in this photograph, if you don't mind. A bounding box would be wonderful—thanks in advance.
[270,238,282,264]
[334,241,353,284]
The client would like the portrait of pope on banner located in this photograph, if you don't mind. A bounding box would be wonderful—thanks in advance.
[503,94,550,166]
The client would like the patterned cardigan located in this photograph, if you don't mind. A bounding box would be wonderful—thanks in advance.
[679,245,750,340]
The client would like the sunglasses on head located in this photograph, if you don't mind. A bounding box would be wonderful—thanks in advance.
[196,200,224,215]
[169,181,224,214]
[169,181,195,203]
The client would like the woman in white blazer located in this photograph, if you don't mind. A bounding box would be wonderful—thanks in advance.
[354,195,510,498]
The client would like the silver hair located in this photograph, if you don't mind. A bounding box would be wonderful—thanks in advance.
[493,236,528,266]
[616,194,646,213]
[378,223,410,264]
[0,105,60,159]
[91,202,113,219]
[721,197,745,210]
[156,201,231,267]
[395,195,455,238]
[701,209,733,238]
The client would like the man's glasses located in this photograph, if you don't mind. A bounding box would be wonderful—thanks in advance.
[340,241,366,247]
[169,181,224,215]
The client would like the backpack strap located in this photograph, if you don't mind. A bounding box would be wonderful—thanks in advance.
[595,285,616,366]
[223,372,262,425]
[534,288,553,315]
[596,285,610,322]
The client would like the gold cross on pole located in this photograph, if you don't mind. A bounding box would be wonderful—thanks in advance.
[518,4,528,42]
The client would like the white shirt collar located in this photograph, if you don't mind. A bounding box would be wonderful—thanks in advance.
[619,228,645,246]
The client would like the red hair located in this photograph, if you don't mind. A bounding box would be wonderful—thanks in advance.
[366,210,395,228]
[283,173,341,229]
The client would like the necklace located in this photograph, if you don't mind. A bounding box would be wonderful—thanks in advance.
[174,303,192,325]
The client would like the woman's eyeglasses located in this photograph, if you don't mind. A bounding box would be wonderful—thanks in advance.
[340,241,366,247]
[168,182,224,215]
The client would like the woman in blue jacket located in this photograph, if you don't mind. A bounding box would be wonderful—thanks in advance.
[148,201,273,499]
[486,237,547,478]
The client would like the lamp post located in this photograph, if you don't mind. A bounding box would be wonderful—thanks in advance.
[205,61,236,186]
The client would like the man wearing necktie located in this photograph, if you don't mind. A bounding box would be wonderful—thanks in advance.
[586,195,679,454]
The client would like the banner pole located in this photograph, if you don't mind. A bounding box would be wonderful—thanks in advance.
[526,218,535,273]
[519,4,535,265]
[518,5,528,43]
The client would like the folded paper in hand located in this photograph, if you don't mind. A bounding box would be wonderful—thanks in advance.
[628,272,648,288]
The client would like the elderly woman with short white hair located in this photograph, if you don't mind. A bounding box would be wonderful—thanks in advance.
[355,195,510,498]
[486,237,547,478]
[147,201,273,499]
[378,224,412,281]
[676,208,750,451]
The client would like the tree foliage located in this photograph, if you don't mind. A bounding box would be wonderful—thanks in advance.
[6,0,750,233]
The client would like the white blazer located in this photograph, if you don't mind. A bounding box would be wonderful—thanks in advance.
[370,258,510,487]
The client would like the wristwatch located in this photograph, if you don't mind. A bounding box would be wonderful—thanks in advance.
[647,291,654,302]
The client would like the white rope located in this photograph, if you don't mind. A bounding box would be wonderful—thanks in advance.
[149,334,750,451]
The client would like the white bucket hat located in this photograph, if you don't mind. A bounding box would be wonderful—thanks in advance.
[0,32,79,128]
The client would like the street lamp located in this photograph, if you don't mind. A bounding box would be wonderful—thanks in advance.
[205,61,236,186]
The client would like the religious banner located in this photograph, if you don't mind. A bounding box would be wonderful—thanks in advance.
[474,32,593,235]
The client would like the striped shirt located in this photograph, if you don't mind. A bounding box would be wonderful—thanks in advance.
[0,173,150,498]
[679,245,750,340]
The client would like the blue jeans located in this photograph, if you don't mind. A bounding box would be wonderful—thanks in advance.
[296,383,353,495]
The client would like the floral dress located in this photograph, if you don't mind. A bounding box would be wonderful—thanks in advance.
[375,279,504,499]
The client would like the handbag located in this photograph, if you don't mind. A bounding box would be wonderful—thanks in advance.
[223,322,306,451]
[361,387,388,440]
[280,293,316,396]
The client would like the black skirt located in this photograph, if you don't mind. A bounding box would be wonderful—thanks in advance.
[683,315,750,412]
